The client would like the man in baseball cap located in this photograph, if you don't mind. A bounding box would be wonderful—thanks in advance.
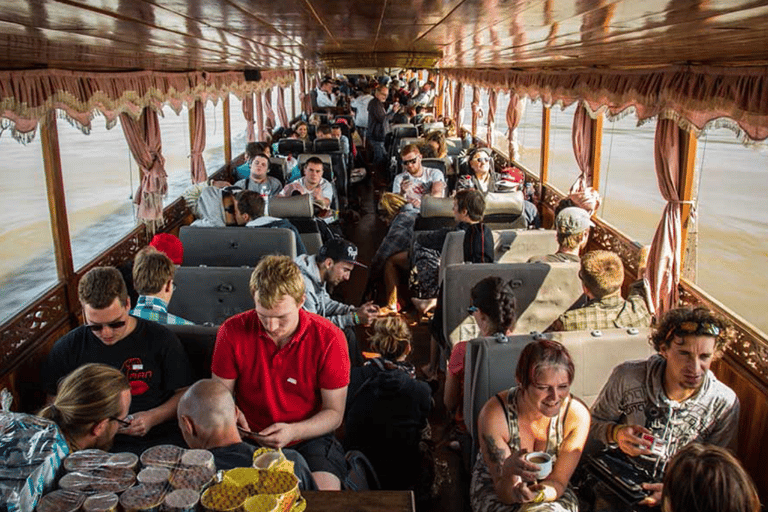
[529,206,594,263]
[295,238,379,367]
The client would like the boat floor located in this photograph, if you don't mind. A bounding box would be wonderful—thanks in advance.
[334,176,470,512]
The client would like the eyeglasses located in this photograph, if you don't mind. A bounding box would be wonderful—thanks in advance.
[172,282,177,291]
[224,205,236,214]
[472,157,491,163]
[87,320,126,333]
[402,157,419,166]
[467,305,479,314]
[109,416,132,428]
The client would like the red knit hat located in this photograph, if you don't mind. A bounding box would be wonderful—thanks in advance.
[149,233,184,265]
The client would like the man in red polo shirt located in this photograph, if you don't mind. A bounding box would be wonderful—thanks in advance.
[212,255,350,490]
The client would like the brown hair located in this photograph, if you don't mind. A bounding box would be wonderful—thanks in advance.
[39,363,130,451]
[425,131,447,158]
[470,277,517,335]
[236,190,266,219]
[651,307,734,353]
[400,144,421,158]
[580,250,623,297]
[249,255,305,308]
[78,267,128,309]
[515,340,575,390]
[368,316,412,361]
[556,231,588,250]
[454,189,486,222]
[662,443,760,512]
[379,192,407,222]
[133,246,175,295]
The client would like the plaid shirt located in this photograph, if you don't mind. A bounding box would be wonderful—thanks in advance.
[130,296,195,326]
[552,280,652,331]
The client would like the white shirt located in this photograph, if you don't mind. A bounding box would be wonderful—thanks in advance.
[316,87,337,108]
[392,166,445,207]
[350,94,373,128]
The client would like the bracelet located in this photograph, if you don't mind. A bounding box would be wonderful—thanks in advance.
[612,424,622,445]
[352,311,360,325]
[533,489,546,504]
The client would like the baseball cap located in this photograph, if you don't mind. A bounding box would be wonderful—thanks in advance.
[555,207,594,235]
[149,233,184,265]
[497,167,525,192]
[317,239,367,268]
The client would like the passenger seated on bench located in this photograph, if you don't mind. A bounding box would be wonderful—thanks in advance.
[279,157,336,223]
[330,123,351,156]
[588,307,739,508]
[39,363,131,452]
[211,255,350,490]
[392,144,446,210]
[472,339,590,511]
[528,206,592,264]
[661,443,759,512]
[343,316,432,491]
[130,246,194,325]
[295,238,378,367]
[548,250,652,331]
[234,191,307,255]
[177,379,318,490]
[188,182,241,227]
[424,130,448,158]
[443,277,517,450]
[233,153,282,198]
[234,142,271,181]
[41,267,193,454]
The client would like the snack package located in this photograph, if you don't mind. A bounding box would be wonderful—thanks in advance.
[0,388,69,512]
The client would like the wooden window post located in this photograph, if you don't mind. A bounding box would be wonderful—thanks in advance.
[540,106,551,185]
[678,127,698,280]
[590,113,603,190]
[223,96,232,167]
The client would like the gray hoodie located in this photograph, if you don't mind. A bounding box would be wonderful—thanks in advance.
[295,254,355,329]
[190,186,226,227]
[589,354,739,463]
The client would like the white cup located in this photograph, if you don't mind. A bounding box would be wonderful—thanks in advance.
[524,451,553,480]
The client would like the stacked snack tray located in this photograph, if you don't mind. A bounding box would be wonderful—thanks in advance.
[221,469,301,512]
[63,450,139,472]
[200,481,250,512]
[58,466,136,494]
[164,488,201,512]
[140,445,185,468]
[137,466,171,487]
[242,495,278,512]
[170,448,216,491]
[119,483,166,512]
[0,409,69,512]
[252,448,293,474]
[81,491,119,512]
[35,489,85,512]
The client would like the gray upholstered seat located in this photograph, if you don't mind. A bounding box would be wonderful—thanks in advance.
[267,195,322,255]
[179,226,296,267]
[463,327,655,450]
[165,324,219,381]
[442,262,583,347]
[167,266,254,326]
[483,191,526,229]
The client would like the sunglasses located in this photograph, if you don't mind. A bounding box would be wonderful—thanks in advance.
[87,320,126,333]
[467,305,479,314]
[473,157,491,163]
[402,157,419,166]
[110,416,132,428]
[224,205,236,214]
[667,320,721,341]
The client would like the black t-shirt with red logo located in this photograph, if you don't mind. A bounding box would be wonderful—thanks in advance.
[42,317,193,414]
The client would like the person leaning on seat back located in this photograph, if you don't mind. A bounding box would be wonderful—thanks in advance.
[661,443,759,512]
[130,246,194,326]
[278,157,336,223]
[39,363,131,452]
[588,306,740,507]
[234,142,271,181]
[233,190,307,255]
[471,339,591,511]
[528,206,593,264]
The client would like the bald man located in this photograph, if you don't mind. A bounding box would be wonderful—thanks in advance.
[177,380,318,490]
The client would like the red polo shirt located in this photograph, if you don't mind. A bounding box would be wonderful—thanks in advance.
[212,309,350,436]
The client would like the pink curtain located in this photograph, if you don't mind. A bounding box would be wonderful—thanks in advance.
[506,93,523,160]
[254,91,265,141]
[442,80,453,120]
[263,88,276,136]
[242,94,255,142]
[453,82,465,134]
[486,89,497,148]
[570,102,594,192]
[190,99,207,183]
[644,119,685,315]
[276,87,289,127]
[471,87,481,137]
[119,107,167,229]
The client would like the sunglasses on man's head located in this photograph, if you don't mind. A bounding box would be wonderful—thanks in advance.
[667,320,721,341]
[87,320,126,333]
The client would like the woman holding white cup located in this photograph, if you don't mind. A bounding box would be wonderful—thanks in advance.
[470,340,591,511]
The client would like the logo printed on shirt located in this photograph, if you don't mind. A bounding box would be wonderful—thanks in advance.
[287,378,297,385]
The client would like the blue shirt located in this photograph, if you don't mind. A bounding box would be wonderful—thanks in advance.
[131,296,194,326]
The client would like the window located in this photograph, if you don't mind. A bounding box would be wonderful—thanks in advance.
[0,131,58,324]
[157,105,192,203]
[515,98,543,176]
[546,103,581,193]
[228,94,248,160]
[204,100,225,175]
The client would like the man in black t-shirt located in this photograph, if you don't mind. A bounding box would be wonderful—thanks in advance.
[41,267,193,453]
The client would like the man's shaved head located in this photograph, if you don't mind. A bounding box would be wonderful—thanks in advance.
[178,379,236,431]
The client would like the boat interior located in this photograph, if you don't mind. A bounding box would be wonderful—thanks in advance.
[1,0,768,510]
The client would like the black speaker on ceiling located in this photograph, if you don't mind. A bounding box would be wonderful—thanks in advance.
[244,69,262,82]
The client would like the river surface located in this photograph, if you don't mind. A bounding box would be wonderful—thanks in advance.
[1,97,766,334]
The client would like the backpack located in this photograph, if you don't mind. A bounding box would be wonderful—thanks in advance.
[343,450,381,491]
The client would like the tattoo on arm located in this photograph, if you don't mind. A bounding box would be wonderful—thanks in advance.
[483,434,505,472]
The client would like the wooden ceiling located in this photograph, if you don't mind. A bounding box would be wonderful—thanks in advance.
[1,0,768,73]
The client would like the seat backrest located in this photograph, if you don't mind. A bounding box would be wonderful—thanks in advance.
[496,230,559,262]
[398,137,424,151]
[267,194,313,218]
[168,267,254,326]
[313,138,341,153]
[179,226,297,267]
[445,137,464,156]
[463,328,655,442]
[166,324,219,382]
[297,153,334,183]
[442,262,582,347]
[483,191,526,229]
[268,157,287,183]
[391,124,418,139]
[422,122,446,134]
[414,196,455,231]
[277,138,306,156]
[421,157,450,177]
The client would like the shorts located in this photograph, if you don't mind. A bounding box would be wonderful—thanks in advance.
[292,434,347,481]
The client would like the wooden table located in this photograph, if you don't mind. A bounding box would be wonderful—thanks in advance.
[301,490,415,512]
